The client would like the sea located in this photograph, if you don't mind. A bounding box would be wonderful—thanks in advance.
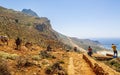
[94,38,120,50]
[91,38,120,57]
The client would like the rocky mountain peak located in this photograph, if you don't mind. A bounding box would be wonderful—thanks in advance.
[22,9,39,17]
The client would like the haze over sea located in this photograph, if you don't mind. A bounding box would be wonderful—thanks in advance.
[95,38,120,50]
[92,38,120,57]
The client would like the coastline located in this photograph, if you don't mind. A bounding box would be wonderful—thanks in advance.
[96,50,120,57]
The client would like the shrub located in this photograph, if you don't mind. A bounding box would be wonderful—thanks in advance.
[16,56,33,69]
[0,58,11,75]
[105,59,120,72]
[58,60,65,64]
[110,61,120,72]
[45,61,67,75]
[32,55,41,60]
[40,51,56,59]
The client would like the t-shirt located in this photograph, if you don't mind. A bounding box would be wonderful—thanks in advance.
[112,45,117,51]
[88,48,92,52]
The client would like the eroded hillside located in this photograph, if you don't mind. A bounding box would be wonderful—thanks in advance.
[0,42,120,75]
[0,6,67,50]
[0,6,120,75]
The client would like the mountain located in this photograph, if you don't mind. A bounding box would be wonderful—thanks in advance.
[70,37,104,52]
[0,6,119,75]
[56,32,104,52]
[22,9,39,17]
[0,6,63,49]
[0,6,104,51]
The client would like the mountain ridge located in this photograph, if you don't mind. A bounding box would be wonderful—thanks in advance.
[0,6,104,51]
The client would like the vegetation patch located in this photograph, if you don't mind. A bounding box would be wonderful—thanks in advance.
[104,58,120,72]
[45,61,67,75]
[40,50,56,59]
[0,58,11,75]
[109,59,120,72]
[0,51,19,60]
[16,56,34,69]
[32,55,41,60]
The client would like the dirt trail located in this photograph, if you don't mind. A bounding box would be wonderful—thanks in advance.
[68,57,75,75]
[68,52,95,75]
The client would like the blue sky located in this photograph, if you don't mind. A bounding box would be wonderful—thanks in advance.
[0,0,120,38]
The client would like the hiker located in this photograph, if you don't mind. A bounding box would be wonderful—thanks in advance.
[74,47,77,52]
[88,46,92,56]
[46,44,52,51]
[111,44,118,58]
[15,37,22,50]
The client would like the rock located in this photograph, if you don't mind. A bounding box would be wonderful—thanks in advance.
[33,72,37,75]
[42,59,50,65]
[24,69,28,72]
[33,61,38,65]
[10,71,15,75]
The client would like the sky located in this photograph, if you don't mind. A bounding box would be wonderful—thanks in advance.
[0,0,120,39]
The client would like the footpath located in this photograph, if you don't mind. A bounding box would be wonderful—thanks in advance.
[67,52,120,75]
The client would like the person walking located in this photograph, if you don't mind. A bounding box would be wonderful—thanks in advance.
[74,47,77,52]
[88,46,92,56]
[111,44,118,58]
[46,44,52,51]
[15,37,22,50]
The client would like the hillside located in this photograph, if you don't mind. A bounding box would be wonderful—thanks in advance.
[0,43,120,75]
[0,6,104,52]
[0,6,64,50]
[70,37,104,52]
[0,6,120,75]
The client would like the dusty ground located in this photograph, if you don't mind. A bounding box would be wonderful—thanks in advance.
[68,52,95,75]
[0,40,120,75]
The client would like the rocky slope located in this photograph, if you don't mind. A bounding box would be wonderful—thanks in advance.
[21,7,104,52]
[0,43,119,75]
[0,6,63,49]
[0,6,104,52]
[0,6,120,75]
[70,37,104,52]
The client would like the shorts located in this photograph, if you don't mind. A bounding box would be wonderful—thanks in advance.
[114,51,117,54]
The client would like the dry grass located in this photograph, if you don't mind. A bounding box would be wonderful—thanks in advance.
[0,58,11,75]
